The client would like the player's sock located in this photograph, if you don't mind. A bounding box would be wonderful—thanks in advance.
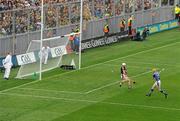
[146,89,153,96]
[165,93,168,99]
[119,82,122,87]
[160,90,167,95]
[160,90,168,98]
[128,85,132,89]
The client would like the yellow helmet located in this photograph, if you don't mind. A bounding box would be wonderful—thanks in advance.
[152,68,157,72]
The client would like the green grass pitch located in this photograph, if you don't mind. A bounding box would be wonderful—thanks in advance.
[0,28,180,121]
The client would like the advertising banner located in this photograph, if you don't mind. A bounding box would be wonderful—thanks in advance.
[16,52,36,65]
[137,20,178,34]
[51,45,67,58]
[82,31,128,50]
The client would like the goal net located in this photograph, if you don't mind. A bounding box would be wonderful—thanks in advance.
[16,34,80,79]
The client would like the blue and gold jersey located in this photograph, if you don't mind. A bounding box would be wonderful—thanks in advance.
[153,72,160,81]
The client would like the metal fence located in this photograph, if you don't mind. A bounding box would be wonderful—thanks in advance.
[0,0,176,56]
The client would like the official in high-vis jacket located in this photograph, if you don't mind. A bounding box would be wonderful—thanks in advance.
[103,23,110,45]
[128,15,133,35]
[120,18,126,32]
[175,4,180,20]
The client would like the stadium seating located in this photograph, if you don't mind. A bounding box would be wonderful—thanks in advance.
[0,0,169,36]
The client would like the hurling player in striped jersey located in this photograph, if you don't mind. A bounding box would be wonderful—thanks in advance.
[119,63,135,89]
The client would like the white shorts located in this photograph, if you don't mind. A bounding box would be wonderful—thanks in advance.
[152,80,161,90]
[121,74,129,80]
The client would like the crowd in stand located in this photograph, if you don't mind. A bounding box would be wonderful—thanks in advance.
[0,0,175,36]
[0,0,81,10]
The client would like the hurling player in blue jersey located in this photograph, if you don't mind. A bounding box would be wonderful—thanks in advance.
[146,68,168,98]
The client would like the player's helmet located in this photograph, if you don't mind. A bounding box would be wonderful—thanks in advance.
[152,68,157,72]
[122,63,126,66]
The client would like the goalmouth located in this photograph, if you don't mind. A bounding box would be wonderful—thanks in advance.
[16,34,81,79]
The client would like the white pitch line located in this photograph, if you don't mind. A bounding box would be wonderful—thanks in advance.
[103,63,151,69]
[85,70,151,94]
[0,92,180,112]
[1,41,179,93]
[125,61,180,67]
[101,101,180,111]
[85,81,119,94]
[18,88,85,95]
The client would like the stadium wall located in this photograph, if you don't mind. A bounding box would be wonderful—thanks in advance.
[0,19,178,67]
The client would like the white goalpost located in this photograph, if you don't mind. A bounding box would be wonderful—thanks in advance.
[16,0,83,79]
[79,0,83,70]
[39,0,44,80]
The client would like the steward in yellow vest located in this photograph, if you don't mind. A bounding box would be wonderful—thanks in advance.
[175,5,180,20]
[103,24,110,35]
[120,19,126,32]
[128,15,133,35]
[103,24,110,45]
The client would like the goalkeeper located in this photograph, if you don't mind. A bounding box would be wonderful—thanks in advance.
[40,45,50,64]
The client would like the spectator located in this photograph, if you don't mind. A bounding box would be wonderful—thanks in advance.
[70,3,80,24]
[94,0,104,19]
[104,0,114,18]
[82,1,92,30]
[58,4,69,26]
[125,0,133,13]
[115,0,124,15]
[152,0,159,8]
[161,0,168,6]
[144,0,151,10]
[135,0,143,11]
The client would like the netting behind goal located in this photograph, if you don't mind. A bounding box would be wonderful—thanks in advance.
[16,35,80,79]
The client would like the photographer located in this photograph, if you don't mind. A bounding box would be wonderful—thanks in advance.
[142,27,149,40]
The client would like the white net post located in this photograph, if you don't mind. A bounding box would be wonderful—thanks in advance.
[79,0,83,69]
[39,0,44,80]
